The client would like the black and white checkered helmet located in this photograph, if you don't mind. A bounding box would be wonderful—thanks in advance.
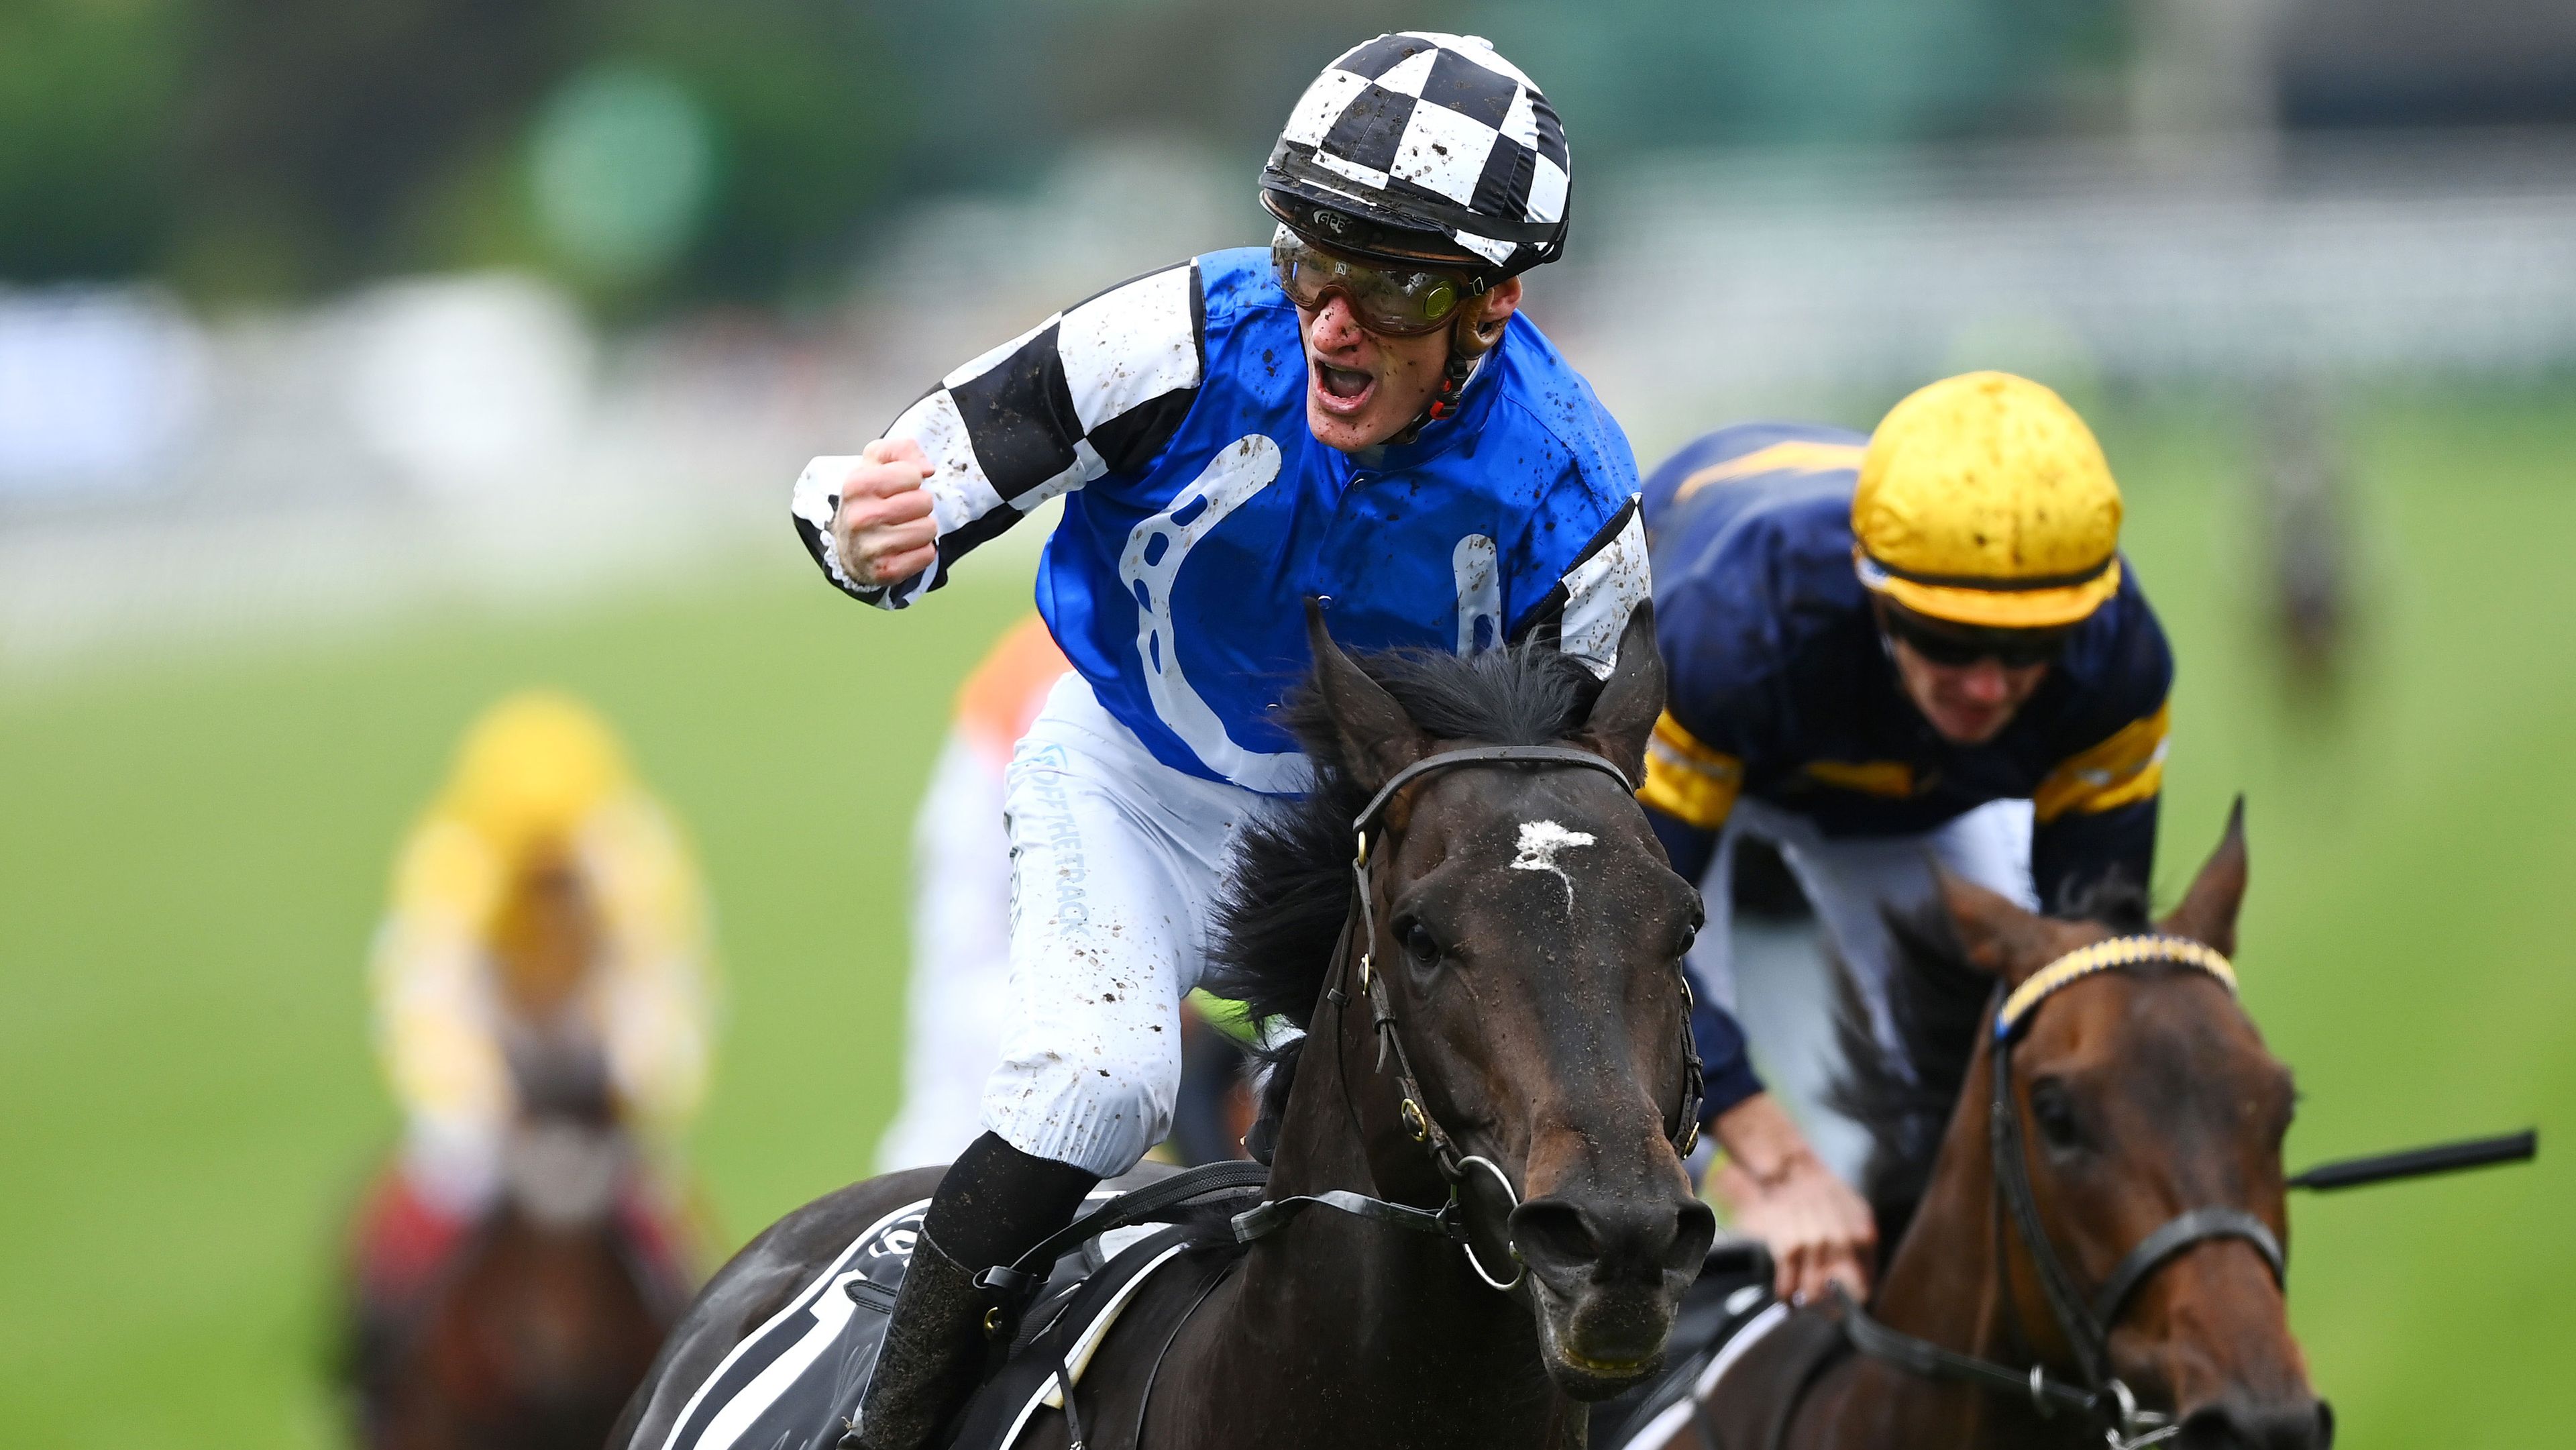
[1261,32,1569,283]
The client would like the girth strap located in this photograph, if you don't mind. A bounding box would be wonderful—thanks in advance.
[977,1160,1271,1300]
[2092,1206,2284,1327]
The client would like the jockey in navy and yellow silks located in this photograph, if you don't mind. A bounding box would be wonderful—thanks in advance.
[1642,372,2172,1193]
[1643,425,2169,909]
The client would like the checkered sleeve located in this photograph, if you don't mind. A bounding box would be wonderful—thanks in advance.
[790,260,1207,608]
[1511,495,1650,678]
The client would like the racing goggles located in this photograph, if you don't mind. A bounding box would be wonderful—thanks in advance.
[1882,603,2073,669]
[1271,225,1480,335]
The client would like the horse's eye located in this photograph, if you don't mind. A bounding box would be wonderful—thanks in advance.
[2029,1079,2084,1151]
[1403,921,1442,966]
[1675,919,1700,956]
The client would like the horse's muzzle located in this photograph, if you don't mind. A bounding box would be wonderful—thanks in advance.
[1510,1190,1717,1398]
[2178,1393,2335,1450]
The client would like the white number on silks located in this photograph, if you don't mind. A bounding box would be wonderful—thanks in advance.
[1454,533,1501,654]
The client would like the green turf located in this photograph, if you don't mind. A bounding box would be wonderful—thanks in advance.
[2,389,2568,1445]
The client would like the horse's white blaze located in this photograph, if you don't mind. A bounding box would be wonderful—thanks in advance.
[1510,819,1597,907]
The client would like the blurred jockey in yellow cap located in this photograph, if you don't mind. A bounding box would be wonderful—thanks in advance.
[1636,373,2172,1295]
[352,690,714,1311]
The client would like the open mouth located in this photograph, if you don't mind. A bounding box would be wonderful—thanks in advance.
[1311,359,1376,413]
[1554,1346,1654,1380]
[1539,1333,1662,1400]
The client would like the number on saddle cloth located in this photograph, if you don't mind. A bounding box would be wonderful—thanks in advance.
[655,1163,1264,1450]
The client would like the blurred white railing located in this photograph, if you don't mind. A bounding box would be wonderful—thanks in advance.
[6,128,2573,676]
[1556,130,2576,427]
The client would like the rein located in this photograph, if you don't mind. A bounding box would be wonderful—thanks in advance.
[1233,744,1707,1293]
[1834,934,2284,1450]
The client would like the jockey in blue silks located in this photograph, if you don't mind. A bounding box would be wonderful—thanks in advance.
[792,33,1837,1449]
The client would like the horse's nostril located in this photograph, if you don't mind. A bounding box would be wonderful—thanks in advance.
[1511,1195,1717,1282]
[2182,1397,2333,1450]
[1510,1199,1599,1274]
[1670,1198,1718,1272]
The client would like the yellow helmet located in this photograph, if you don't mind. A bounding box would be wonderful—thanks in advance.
[436,690,635,865]
[1851,371,2123,630]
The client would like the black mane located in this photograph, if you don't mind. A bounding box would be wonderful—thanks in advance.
[1202,640,1605,1155]
[1825,874,2153,1239]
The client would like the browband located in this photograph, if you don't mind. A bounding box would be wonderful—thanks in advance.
[1352,744,1633,839]
[1995,933,2237,1041]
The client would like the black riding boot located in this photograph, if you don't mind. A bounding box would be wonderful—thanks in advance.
[844,1133,1099,1450]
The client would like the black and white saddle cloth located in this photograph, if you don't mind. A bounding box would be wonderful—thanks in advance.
[1589,1241,1798,1450]
[657,1169,1257,1450]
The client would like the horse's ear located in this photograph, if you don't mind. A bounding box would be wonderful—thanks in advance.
[2157,796,2248,957]
[1938,866,2090,986]
[1305,598,1429,790]
[1577,601,1663,784]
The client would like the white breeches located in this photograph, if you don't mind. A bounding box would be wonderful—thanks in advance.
[1688,796,2036,1182]
[978,674,1266,1178]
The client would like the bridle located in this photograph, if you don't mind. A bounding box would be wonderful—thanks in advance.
[1837,934,2286,1449]
[1232,744,1706,1292]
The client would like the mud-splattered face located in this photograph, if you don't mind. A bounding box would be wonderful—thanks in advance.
[1293,277,1521,452]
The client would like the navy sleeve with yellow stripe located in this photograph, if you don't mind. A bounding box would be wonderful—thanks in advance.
[1642,709,1743,882]
[1640,706,1766,1118]
[2029,567,2174,911]
[2030,701,2165,913]
[1640,423,1868,882]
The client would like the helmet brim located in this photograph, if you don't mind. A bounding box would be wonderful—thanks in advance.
[1260,185,1490,272]
[1862,558,2123,631]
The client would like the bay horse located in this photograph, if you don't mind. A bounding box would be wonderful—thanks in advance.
[614,603,1715,1450]
[350,1038,691,1450]
[1617,806,2331,1450]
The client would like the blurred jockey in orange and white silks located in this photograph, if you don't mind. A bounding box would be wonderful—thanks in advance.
[875,615,1069,1172]
[356,690,714,1300]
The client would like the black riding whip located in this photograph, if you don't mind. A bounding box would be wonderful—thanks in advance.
[2287,1129,2536,1192]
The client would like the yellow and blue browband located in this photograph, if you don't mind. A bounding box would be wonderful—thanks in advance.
[1994,934,2237,1041]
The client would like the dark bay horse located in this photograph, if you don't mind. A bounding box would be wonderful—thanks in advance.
[1623,807,2330,1450]
[616,605,1715,1450]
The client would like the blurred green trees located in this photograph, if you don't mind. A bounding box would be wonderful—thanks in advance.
[0,0,2126,311]
[0,0,191,282]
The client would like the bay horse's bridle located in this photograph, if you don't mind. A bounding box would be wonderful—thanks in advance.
[1233,745,1707,1292]
[1839,934,2288,1449]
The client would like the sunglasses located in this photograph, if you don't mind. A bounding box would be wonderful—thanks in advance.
[1881,607,2072,670]
[1272,225,1479,336]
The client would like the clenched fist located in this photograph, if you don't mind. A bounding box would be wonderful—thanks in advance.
[816,437,937,589]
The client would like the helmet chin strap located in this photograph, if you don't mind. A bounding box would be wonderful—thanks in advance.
[1386,309,1501,448]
